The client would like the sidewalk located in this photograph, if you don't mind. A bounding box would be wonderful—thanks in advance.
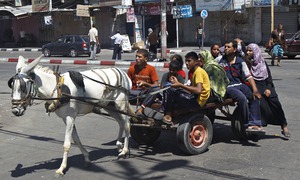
[0,46,270,68]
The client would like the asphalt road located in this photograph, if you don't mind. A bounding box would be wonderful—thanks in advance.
[0,55,300,179]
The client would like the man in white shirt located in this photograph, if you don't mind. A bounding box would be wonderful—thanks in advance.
[19,29,26,47]
[111,30,124,60]
[88,24,99,60]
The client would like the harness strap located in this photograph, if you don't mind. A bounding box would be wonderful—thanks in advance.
[48,75,64,112]
[83,70,129,94]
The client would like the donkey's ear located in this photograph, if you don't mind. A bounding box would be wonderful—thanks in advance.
[21,55,43,73]
[16,56,26,73]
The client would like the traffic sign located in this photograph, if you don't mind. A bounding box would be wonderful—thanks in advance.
[200,10,208,19]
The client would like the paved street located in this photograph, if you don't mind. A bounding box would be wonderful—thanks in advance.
[0,52,300,179]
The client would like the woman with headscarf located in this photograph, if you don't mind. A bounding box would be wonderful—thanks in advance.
[198,50,229,102]
[247,43,290,138]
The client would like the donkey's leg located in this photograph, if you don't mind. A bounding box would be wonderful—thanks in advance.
[72,125,91,167]
[106,109,124,153]
[55,116,74,176]
[110,102,133,158]
[120,113,131,158]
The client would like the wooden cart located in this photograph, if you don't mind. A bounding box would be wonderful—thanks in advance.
[129,98,248,155]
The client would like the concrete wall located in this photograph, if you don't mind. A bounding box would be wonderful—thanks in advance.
[177,8,263,47]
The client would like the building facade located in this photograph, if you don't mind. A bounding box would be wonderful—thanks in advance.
[0,0,299,48]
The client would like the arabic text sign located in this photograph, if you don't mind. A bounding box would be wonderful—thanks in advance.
[179,5,193,18]
[76,5,90,17]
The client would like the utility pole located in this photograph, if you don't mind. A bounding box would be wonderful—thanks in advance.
[160,0,167,59]
[49,0,52,11]
[271,0,274,32]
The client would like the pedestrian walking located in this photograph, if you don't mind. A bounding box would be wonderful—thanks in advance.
[111,30,124,60]
[195,23,205,49]
[88,24,99,60]
[268,23,286,66]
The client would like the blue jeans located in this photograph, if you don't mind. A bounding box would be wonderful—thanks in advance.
[197,36,202,48]
[90,42,97,59]
[226,84,262,126]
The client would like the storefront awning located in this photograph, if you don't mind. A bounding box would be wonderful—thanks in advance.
[0,5,32,17]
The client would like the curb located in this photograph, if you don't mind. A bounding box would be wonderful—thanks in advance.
[0,57,171,68]
[0,47,185,53]
[0,48,42,52]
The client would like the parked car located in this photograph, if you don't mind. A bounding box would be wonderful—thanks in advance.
[284,30,300,59]
[266,31,300,59]
[42,35,100,57]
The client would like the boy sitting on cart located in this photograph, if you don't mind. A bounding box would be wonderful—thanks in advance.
[127,49,160,116]
[162,51,210,124]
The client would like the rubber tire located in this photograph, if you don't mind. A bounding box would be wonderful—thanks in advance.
[177,113,213,155]
[231,108,248,140]
[70,49,77,57]
[43,48,51,57]
[130,126,161,145]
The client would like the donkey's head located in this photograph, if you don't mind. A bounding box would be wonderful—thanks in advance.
[8,55,42,116]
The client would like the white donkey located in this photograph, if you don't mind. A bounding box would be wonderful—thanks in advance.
[8,55,135,176]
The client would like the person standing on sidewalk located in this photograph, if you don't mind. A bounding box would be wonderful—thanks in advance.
[88,24,99,60]
[19,29,26,47]
[147,28,159,57]
[195,23,205,49]
[111,30,124,60]
[269,23,286,66]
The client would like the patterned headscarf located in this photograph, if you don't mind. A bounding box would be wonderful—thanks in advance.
[199,50,229,97]
[199,50,223,71]
[247,43,268,81]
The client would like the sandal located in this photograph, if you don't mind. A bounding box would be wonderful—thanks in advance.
[162,115,172,125]
[281,130,291,138]
[246,126,265,135]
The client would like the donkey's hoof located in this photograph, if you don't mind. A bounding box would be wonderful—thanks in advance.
[117,153,127,160]
[54,172,64,178]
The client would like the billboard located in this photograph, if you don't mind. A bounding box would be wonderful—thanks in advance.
[195,0,233,12]
[32,0,49,12]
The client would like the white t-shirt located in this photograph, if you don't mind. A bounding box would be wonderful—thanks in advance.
[111,33,123,45]
[88,27,98,42]
[20,31,25,38]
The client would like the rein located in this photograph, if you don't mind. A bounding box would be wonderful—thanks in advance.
[81,73,130,94]
[33,86,170,102]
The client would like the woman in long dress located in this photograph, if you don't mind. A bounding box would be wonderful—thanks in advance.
[246,43,290,138]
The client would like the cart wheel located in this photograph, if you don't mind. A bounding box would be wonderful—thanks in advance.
[130,126,161,145]
[177,113,213,155]
[231,108,247,140]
